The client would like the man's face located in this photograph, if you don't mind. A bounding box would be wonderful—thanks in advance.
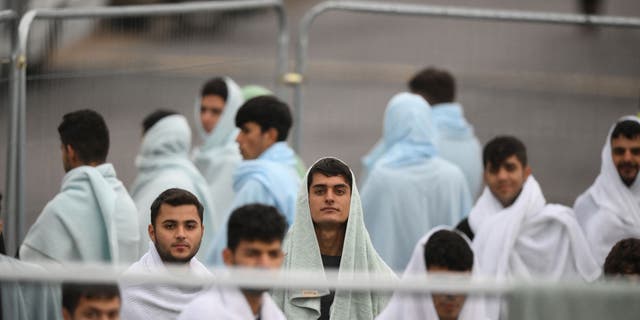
[308,173,351,227]
[484,155,531,207]
[428,266,470,320]
[149,204,203,264]
[611,136,640,187]
[200,94,226,133]
[235,121,274,160]
[223,239,284,269]
[63,296,120,320]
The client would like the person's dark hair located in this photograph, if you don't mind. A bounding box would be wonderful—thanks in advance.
[604,238,640,276]
[227,204,287,251]
[142,109,178,134]
[424,230,473,271]
[150,188,204,227]
[611,120,640,140]
[307,158,353,192]
[62,283,120,314]
[58,109,109,164]
[235,96,292,141]
[483,136,528,169]
[408,67,456,105]
[201,77,228,101]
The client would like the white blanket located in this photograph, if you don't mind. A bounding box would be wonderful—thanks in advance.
[178,287,285,320]
[20,164,139,263]
[130,114,218,261]
[376,226,488,320]
[573,115,640,265]
[120,243,211,320]
[193,77,245,217]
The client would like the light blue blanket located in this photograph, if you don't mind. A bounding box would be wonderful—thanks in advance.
[20,163,139,263]
[361,93,472,271]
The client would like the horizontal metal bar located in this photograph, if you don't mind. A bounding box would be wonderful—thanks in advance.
[0,10,16,21]
[1,262,639,295]
[24,0,281,19]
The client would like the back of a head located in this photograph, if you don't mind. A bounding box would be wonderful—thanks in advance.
[483,135,527,169]
[424,230,473,271]
[611,119,640,140]
[408,67,456,105]
[235,96,292,142]
[227,204,288,250]
[604,238,640,276]
[150,188,204,227]
[62,283,120,314]
[201,77,228,101]
[142,109,178,134]
[307,158,353,192]
[58,109,110,164]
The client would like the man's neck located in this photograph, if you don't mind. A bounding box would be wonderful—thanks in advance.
[314,224,346,256]
[242,291,263,316]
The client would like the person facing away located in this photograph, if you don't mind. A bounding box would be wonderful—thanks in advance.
[20,109,139,263]
[408,67,483,198]
[573,116,640,266]
[130,110,218,261]
[361,92,472,271]
[455,136,600,318]
[604,238,640,278]
[120,188,211,320]
[178,204,288,320]
[192,77,245,218]
[205,96,300,266]
[377,227,488,320]
[63,283,120,320]
[272,157,395,320]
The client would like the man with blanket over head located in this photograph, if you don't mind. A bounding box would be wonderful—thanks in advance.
[574,116,640,266]
[20,109,139,263]
[376,227,488,320]
[273,157,395,320]
[456,136,601,319]
[205,96,300,265]
[192,77,245,220]
[178,204,287,320]
[120,188,211,319]
[130,110,217,260]
[361,92,472,272]
[408,67,483,198]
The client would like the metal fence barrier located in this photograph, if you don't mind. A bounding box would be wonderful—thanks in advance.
[4,0,288,257]
[0,9,18,258]
[288,0,640,152]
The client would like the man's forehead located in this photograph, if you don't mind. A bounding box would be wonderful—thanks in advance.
[486,154,522,168]
[158,204,201,222]
[611,135,640,146]
[237,239,282,249]
[310,173,349,187]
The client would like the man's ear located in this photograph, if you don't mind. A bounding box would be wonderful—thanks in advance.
[62,308,72,320]
[148,224,156,243]
[265,127,278,144]
[524,165,532,179]
[222,248,234,267]
[65,145,77,162]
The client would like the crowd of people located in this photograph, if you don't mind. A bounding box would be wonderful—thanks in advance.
[1,67,639,319]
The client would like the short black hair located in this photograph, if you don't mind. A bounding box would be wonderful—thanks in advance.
[408,67,456,105]
[142,109,178,134]
[201,77,228,101]
[483,135,528,169]
[58,109,109,164]
[62,283,120,314]
[611,120,640,140]
[424,230,473,272]
[307,158,353,192]
[227,204,287,251]
[150,188,204,227]
[604,238,640,276]
[235,96,292,141]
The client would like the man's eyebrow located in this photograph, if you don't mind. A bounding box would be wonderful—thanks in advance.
[161,219,177,224]
[311,184,327,188]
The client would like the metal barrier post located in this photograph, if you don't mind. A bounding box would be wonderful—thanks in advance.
[15,0,288,245]
[290,0,640,153]
[1,10,18,256]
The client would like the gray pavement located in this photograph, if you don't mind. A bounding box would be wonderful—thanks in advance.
[1,0,639,243]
